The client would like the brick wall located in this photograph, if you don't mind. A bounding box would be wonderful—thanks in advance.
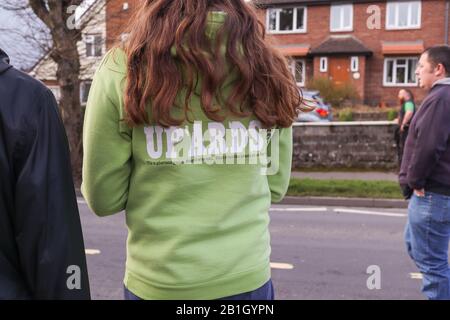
[106,0,138,49]
[448,0,450,45]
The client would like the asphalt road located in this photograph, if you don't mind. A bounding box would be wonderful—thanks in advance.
[77,198,425,300]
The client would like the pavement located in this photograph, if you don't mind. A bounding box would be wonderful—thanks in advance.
[291,171,398,182]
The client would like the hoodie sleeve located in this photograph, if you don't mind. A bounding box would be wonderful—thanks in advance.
[407,98,450,190]
[267,126,293,203]
[13,88,90,300]
[81,52,132,216]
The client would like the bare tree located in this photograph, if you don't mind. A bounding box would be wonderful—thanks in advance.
[0,1,51,70]
[0,0,109,185]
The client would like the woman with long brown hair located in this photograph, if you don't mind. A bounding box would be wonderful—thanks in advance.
[82,0,303,300]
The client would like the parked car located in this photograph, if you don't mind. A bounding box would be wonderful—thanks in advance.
[297,90,333,122]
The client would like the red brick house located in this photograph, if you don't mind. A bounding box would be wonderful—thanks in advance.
[255,0,450,106]
[107,0,450,106]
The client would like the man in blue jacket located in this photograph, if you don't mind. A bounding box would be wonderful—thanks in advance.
[399,45,450,300]
[0,48,90,299]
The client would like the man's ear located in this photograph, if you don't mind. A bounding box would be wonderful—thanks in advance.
[434,63,446,77]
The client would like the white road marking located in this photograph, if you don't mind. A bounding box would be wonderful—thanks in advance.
[270,207,328,212]
[333,208,407,218]
[409,272,423,280]
[270,262,294,270]
[85,249,101,255]
[78,198,405,220]
[270,206,406,218]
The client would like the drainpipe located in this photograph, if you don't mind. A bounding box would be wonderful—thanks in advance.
[446,0,449,45]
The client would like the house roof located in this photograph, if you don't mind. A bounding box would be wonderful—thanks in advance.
[254,0,384,7]
[310,36,372,56]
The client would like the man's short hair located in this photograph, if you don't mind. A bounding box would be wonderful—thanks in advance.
[423,45,450,77]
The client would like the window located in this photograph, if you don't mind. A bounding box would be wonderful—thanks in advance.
[85,34,103,57]
[290,59,306,86]
[80,81,92,106]
[320,57,328,72]
[384,57,418,86]
[267,7,307,34]
[386,1,421,30]
[330,4,353,32]
[351,56,359,72]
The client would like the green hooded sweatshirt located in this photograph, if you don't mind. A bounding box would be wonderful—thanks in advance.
[82,11,292,300]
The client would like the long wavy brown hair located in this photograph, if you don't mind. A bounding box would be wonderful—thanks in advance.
[123,0,305,129]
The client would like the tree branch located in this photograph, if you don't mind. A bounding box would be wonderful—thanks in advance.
[28,0,54,29]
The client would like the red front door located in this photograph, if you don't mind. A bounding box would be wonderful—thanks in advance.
[329,57,350,86]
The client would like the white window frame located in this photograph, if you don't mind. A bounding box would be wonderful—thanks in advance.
[85,34,103,57]
[351,56,359,72]
[80,81,92,106]
[330,4,353,32]
[290,59,306,87]
[386,1,421,30]
[320,57,328,72]
[266,7,307,34]
[383,57,419,87]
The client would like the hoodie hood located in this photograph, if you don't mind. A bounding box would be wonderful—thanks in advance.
[432,77,450,87]
[0,48,12,74]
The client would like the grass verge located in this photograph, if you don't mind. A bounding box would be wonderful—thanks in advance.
[287,178,403,199]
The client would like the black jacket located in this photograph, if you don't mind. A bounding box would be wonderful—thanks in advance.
[399,78,450,198]
[0,49,90,299]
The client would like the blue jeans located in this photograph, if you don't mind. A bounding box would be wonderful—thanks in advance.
[405,192,450,300]
[124,279,275,300]
[217,279,274,300]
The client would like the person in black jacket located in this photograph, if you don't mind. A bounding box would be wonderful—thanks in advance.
[0,48,90,299]
[399,45,450,300]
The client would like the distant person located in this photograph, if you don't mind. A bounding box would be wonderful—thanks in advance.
[399,45,450,300]
[82,0,303,300]
[0,48,90,299]
[394,89,416,167]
